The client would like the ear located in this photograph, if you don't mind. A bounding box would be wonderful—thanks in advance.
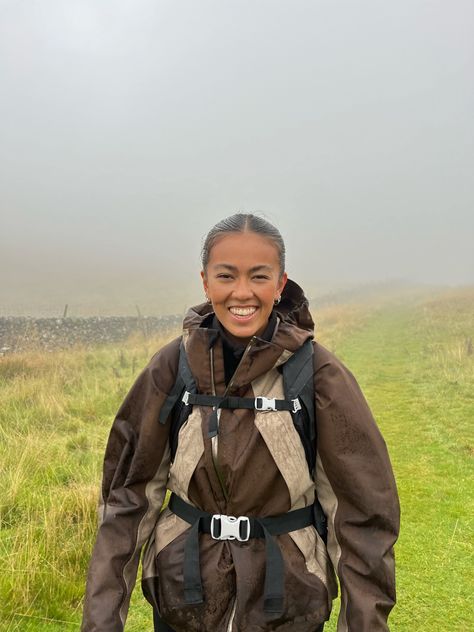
[277,272,288,296]
[200,270,208,294]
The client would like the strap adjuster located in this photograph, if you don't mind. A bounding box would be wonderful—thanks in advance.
[210,514,250,542]
[292,398,302,413]
[182,391,190,406]
[255,396,277,411]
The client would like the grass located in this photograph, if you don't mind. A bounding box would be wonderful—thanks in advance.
[323,290,474,631]
[0,291,473,630]
[0,335,171,632]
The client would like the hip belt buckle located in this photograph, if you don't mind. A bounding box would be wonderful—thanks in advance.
[210,514,250,542]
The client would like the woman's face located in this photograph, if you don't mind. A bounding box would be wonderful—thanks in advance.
[201,231,288,342]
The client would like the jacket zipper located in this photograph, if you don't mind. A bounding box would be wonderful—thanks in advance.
[215,339,254,628]
[209,337,255,504]
[210,345,229,502]
[226,596,237,632]
[224,337,255,396]
[210,345,216,396]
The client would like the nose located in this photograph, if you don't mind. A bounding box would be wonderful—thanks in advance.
[232,278,254,301]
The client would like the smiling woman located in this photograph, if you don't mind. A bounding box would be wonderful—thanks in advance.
[201,229,288,343]
[81,213,400,632]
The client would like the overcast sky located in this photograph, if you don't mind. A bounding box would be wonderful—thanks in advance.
[1,0,473,315]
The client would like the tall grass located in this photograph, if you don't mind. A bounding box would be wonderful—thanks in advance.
[0,334,174,631]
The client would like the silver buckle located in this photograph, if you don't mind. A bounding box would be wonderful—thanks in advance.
[182,391,190,406]
[255,396,276,411]
[292,398,302,413]
[210,514,250,542]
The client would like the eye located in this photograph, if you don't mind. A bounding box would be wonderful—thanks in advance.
[216,273,233,280]
[253,274,270,280]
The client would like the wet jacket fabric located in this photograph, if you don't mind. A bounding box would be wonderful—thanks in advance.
[81,279,400,632]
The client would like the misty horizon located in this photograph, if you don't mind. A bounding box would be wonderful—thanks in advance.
[1,1,473,316]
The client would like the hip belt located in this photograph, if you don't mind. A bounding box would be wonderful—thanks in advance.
[168,493,316,616]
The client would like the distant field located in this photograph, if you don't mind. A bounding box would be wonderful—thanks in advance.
[0,290,472,631]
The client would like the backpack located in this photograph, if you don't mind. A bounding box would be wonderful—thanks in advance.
[158,337,327,541]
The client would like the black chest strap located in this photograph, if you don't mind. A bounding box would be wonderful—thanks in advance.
[183,392,302,411]
[159,339,314,440]
[177,391,303,438]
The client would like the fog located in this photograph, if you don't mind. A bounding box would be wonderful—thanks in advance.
[1,0,473,315]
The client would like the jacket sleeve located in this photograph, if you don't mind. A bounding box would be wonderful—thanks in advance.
[313,344,400,632]
[81,338,181,632]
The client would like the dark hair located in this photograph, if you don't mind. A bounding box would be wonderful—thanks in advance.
[201,213,286,277]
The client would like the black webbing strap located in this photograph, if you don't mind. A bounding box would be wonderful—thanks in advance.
[168,493,314,615]
[186,392,301,438]
[158,374,185,424]
[208,408,219,439]
[159,340,196,425]
[282,339,314,401]
[159,340,313,437]
[183,392,301,439]
[282,339,317,474]
[184,393,297,411]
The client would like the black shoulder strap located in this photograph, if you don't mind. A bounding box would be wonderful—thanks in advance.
[282,338,314,400]
[158,339,196,425]
[159,340,199,462]
[282,339,316,476]
[282,340,326,541]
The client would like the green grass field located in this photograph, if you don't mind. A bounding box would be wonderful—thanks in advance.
[0,290,473,631]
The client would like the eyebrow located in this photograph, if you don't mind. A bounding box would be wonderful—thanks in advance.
[213,264,273,273]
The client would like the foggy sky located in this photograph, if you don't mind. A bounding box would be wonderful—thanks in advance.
[1,0,473,315]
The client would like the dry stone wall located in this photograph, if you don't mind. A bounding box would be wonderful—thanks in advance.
[0,315,182,354]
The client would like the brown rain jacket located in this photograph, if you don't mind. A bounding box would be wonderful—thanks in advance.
[81,279,400,632]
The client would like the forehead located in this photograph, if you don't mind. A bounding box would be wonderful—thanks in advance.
[208,231,280,267]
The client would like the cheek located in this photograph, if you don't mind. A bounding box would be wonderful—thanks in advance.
[262,288,277,307]
[208,285,226,302]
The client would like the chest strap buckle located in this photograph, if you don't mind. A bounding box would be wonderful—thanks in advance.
[255,396,277,411]
[210,514,250,542]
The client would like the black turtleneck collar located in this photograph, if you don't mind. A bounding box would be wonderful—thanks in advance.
[211,311,278,385]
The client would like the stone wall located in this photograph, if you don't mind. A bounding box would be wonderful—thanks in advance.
[0,315,182,354]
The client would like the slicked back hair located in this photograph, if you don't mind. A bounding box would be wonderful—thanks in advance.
[201,213,286,278]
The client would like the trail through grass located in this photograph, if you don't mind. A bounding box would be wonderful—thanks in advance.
[324,295,474,631]
[0,293,472,631]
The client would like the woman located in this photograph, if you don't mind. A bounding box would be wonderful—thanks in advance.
[81,214,400,632]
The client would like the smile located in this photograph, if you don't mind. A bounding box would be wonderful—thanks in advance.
[229,306,258,318]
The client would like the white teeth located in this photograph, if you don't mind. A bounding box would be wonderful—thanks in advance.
[229,307,257,316]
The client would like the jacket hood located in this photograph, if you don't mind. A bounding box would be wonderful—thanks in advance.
[182,278,315,351]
